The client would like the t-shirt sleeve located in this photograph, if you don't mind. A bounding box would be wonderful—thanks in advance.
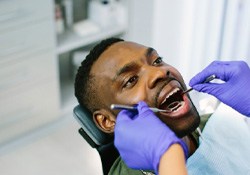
[108,157,144,175]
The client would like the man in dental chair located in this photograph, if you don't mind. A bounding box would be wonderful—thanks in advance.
[74,38,250,175]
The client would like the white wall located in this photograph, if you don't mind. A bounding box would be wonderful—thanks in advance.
[125,0,154,46]
[220,0,250,62]
[152,0,188,71]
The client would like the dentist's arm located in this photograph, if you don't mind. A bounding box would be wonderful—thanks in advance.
[159,144,187,175]
[114,101,188,175]
[189,60,250,117]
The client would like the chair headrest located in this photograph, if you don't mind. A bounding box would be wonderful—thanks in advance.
[73,105,114,148]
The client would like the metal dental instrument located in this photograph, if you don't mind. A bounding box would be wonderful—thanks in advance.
[110,104,170,113]
[196,127,204,141]
[182,74,216,95]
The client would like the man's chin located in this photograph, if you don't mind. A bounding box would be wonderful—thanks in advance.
[158,101,201,138]
[174,104,200,137]
[174,115,200,138]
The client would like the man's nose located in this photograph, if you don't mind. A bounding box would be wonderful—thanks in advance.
[147,67,170,89]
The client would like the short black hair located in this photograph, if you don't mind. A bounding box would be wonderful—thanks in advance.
[74,37,124,112]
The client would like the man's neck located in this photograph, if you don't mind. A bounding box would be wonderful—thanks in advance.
[182,134,198,156]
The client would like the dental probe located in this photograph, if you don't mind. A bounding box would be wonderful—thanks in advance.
[110,104,170,113]
[182,74,216,94]
[196,127,204,140]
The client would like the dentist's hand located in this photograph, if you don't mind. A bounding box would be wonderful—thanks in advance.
[114,101,188,173]
[189,60,250,117]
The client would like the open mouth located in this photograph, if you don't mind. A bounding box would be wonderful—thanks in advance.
[159,87,184,113]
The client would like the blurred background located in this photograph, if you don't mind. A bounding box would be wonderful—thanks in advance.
[0,0,250,174]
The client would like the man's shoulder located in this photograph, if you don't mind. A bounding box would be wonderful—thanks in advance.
[199,113,212,131]
[108,157,154,175]
[108,156,142,175]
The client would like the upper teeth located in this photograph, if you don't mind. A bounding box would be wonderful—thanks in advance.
[161,87,180,105]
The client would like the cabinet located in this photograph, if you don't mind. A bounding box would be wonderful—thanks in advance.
[0,0,128,145]
[0,0,60,145]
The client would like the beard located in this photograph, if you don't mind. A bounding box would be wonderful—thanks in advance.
[173,100,200,138]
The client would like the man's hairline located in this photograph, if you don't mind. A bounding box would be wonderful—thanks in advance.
[87,41,124,114]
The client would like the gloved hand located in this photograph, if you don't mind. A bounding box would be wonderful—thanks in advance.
[114,101,188,174]
[189,60,250,117]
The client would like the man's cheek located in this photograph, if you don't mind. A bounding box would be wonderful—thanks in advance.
[118,90,147,105]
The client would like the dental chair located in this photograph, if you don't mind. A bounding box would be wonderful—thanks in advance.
[73,105,119,175]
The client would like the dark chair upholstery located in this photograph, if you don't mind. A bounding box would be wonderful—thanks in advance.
[73,105,119,175]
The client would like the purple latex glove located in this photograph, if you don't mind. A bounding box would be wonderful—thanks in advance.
[114,101,188,174]
[189,60,250,117]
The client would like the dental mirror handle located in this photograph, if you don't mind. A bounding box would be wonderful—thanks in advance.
[110,104,169,113]
[182,74,216,94]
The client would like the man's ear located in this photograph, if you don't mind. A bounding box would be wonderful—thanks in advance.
[93,109,116,133]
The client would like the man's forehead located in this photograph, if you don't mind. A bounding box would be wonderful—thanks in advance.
[90,41,148,75]
[104,41,147,56]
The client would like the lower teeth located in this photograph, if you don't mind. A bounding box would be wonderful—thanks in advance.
[167,101,183,112]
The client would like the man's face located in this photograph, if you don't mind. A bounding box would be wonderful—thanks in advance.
[91,41,200,137]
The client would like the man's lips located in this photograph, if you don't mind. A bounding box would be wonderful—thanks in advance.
[160,95,191,119]
[157,80,192,118]
[157,80,183,107]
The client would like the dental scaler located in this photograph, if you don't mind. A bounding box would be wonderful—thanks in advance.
[182,74,216,94]
[110,104,170,113]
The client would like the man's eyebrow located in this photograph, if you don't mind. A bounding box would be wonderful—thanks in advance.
[146,47,155,58]
[112,47,156,82]
[113,61,138,82]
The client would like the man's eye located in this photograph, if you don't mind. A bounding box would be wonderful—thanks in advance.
[123,76,138,88]
[153,57,163,66]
